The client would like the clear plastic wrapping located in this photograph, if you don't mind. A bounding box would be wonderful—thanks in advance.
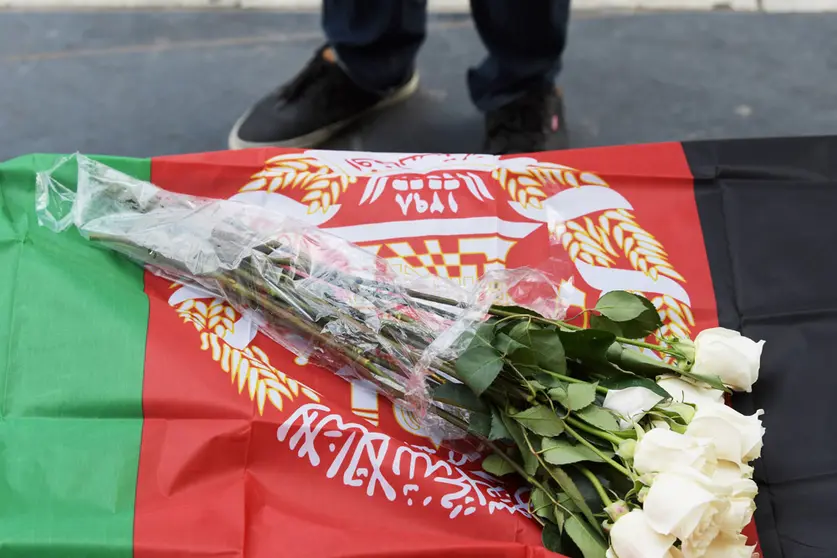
[36,155,575,424]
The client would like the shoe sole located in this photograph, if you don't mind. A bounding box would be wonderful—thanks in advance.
[228,72,420,151]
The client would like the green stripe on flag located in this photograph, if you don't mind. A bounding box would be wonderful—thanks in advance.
[0,155,151,557]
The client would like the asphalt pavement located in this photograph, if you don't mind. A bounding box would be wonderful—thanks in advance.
[1,9,836,159]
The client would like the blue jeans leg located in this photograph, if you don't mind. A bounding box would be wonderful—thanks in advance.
[322,0,427,93]
[467,0,571,111]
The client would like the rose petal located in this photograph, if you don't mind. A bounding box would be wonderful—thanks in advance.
[603,387,663,428]
[634,428,717,476]
[610,510,677,558]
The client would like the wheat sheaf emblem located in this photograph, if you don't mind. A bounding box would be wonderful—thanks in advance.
[240,154,357,214]
[493,162,693,342]
[174,296,320,414]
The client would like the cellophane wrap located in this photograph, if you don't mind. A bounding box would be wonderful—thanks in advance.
[35,155,576,432]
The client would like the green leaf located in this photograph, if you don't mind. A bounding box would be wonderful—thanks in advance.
[632,294,663,330]
[546,467,601,537]
[589,314,624,336]
[590,309,663,339]
[432,382,489,413]
[613,350,729,393]
[468,411,492,437]
[553,505,567,532]
[493,332,526,355]
[548,382,597,411]
[481,454,516,477]
[592,295,662,339]
[531,372,566,390]
[606,342,625,363]
[599,372,671,400]
[530,487,553,519]
[488,410,512,441]
[530,329,567,375]
[541,523,564,553]
[595,291,651,322]
[511,405,565,437]
[455,346,504,396]
[509,347,538,367]
[559,329,617,361]
[557,491,581,513]
[576,405,620,432]
[542,438,606,465]
[609,346,671,378]
[507,348,544,379]
[547,384,568,404]
[500,413,539,476]
[568,383,597,410]
[508,320,536,347]
[468,321,498,350]
[565,516,608,558]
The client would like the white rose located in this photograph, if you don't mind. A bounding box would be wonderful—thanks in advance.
[603,387,663,428]
[712,461,759,534]
[686,404,765,463]
[692,327,764,392]
[700,534,756,558]
[713,460,757,493]
[634,428,717,476]
[718,497,757,536]
[713,459,754,483]
[610,509,677,558]
[657,375,725,407]
[643,470,730,556]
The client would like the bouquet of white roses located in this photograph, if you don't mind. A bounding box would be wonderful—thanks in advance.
[36,155,765,558]
[600,327,764,558]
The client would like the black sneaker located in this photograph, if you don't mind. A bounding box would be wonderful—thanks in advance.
[228,46,419,150]
[482,85,569,155]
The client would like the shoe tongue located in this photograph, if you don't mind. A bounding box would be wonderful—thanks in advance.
[322,47,337,64]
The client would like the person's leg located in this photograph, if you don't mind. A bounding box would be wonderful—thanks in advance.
[468,0,570,111]
[229,0,425,150]
[324,0,427,93]
[468,0,571,154]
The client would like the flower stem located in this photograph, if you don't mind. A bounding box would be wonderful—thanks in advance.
[536,368,610,395]
[403,289,677,354]
[488,305,683,357]
[566,416,626,445]
[564,423,635,479]
[433,408,557,502]
[576,465,613,507]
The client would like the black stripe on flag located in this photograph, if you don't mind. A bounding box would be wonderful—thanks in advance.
[685,136,837,558]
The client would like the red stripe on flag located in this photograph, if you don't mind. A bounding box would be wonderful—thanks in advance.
[133,143,759,557]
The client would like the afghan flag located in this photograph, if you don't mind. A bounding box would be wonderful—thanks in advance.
[2,137,832,558]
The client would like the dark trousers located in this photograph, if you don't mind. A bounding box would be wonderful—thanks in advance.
[322,0,570,111]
